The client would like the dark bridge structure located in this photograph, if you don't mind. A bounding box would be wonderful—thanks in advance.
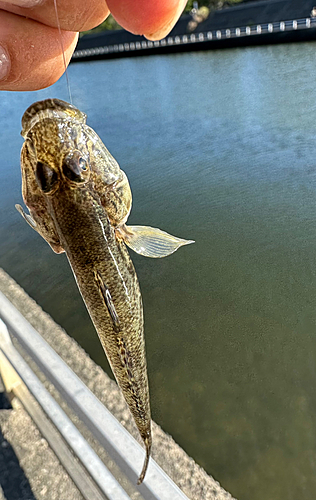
[72,0,316,62]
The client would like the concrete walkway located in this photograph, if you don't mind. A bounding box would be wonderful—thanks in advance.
[0,392,84,500]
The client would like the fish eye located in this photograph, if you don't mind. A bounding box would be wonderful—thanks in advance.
[78,157,88,171]
[62,151,89,183]
[35,161,58,194]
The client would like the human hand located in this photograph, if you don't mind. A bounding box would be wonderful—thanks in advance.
[0,0,187,91]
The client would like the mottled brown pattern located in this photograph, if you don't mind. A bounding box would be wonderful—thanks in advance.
[19,99,151,484]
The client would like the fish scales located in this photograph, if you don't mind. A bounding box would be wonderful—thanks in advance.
[17,98,194,484]
[49,187,151,437]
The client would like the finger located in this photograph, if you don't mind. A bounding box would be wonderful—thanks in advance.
[0,0,109,32]
[106,0,187,40]
[0,10,78,91]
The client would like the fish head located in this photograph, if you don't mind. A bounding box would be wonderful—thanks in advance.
[21,99,92,197]
[19,99,95,253]
[21,98,132,228]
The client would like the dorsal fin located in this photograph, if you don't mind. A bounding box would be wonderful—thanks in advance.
[95,270,120,333]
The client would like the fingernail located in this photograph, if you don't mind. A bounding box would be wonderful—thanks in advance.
[145,0,187,41]
[0,46,10,81]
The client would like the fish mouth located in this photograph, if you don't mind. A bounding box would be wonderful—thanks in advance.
[21,98,87,138]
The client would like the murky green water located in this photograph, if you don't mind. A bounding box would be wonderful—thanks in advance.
[1,42,316,500]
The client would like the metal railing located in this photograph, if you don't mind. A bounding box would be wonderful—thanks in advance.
[72,17,316,59]
[0,291,189,500]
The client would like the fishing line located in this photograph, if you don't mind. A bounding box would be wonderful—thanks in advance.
[53,0,73,104]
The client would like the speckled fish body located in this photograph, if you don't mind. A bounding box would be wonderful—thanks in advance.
[47,181,152,467]
[17,99,194,483]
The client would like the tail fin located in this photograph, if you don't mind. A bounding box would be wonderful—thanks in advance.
[137,436,152,485]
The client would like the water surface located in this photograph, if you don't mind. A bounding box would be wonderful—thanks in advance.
[1,43,316,500]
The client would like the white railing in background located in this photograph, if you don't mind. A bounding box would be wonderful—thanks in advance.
[0,291,189,500]
[73,17,316,59]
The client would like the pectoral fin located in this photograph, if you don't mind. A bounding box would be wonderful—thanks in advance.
[116,225,194,258]
[15,203,64,254]
[15,204,37,229]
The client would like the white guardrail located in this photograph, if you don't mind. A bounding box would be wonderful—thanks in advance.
[0,291,190,500]
[73,17,316,59]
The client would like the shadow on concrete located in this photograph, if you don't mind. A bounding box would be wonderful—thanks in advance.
[0,394,36,500]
